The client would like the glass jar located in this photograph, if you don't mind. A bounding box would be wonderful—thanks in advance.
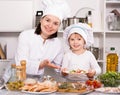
[16,66,23,81]
[107,13,117,30]
[8,64,17,82]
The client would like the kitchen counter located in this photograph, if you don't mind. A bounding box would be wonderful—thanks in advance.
[0,89,120,95]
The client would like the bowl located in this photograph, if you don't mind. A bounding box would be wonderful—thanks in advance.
[5,81,24,91]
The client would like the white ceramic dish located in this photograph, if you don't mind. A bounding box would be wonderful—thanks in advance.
[57,90,93,95]
[21,90,56,94]
[66,73,88,81]
[95,87,120,94]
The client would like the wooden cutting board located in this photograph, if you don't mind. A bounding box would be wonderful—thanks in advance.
[0,44,6,59]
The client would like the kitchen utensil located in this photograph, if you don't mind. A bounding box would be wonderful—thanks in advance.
[62,17,86,29]
[35,11,43,27]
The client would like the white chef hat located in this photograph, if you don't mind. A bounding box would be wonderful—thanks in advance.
[42,0,71,22]
[63,23,94,47]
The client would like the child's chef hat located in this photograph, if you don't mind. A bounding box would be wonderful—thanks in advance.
[42,0,71,22]
[63,23,94,47]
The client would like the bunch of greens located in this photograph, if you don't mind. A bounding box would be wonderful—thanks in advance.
[97,71,120,87]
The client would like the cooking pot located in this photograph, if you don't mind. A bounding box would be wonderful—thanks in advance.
[62,16,86,29]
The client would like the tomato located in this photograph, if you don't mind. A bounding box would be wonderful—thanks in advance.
[85,80,93,86]
[93,80,102,88]
[86,80,102,88]
[94,81,102,88]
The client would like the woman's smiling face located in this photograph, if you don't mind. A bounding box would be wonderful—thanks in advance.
[40,15,61,38]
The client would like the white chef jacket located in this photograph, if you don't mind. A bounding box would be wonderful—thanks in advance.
[62,50,101,76]
[15,29,63,75]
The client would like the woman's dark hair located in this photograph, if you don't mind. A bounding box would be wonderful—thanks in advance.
[35,23,58,39]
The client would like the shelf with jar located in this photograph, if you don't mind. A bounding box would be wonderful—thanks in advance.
[102,0,120,73]
[104,0,120,32]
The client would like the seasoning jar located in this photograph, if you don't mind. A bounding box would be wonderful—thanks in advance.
[107,13,117,30]
[9,64,17,82]
[20,60,26,80]
[16,66,23,81]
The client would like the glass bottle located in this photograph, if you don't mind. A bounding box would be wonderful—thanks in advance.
[8,64,17,82]
[87,11,92,27]
[118,52,120,72]
[7,65,24,91]
[106,47,118,72]
[20,60,26,80]
[16,66,23,81]
[107,13,117,30]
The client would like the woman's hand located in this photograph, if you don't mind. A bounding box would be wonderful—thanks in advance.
[39,59,61,69]
[86,69,96,79]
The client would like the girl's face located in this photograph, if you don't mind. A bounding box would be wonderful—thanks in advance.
[68,33,85,51]
[40,15,61,38]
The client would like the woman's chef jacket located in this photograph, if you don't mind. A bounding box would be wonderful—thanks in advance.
[15,29,63,75]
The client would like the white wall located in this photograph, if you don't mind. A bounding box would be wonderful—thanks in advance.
[0,0,33,32]
[37,0,102,31]
[0,0,102,59]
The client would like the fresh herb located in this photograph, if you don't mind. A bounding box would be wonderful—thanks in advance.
[97,71,120,87]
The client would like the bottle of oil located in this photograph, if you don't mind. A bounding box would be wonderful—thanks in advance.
[106,47,118,72]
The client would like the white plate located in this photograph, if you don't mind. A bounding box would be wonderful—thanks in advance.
[95,87,120,94]
[21,90,56,94]
[57,90,93,94]
[66,73,88,81]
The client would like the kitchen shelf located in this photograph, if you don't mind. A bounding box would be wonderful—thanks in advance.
[0,30,22,33]
[105,31,120,33]
[106,1,120,4]
[58,30,104,33]
[97,60,104,63]
[102,0,120,73]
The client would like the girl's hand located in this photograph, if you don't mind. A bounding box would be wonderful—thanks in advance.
[61,68,68,76]
[86,69,96,79]
[61,68,67,72]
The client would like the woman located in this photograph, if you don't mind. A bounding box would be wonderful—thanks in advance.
[15,0,71,77]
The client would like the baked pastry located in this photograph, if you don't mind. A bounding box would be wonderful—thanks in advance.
[24,78,37,86]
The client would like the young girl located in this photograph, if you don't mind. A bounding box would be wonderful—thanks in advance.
[61,23,101,80]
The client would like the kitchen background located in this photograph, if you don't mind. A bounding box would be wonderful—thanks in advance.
[0,0,120,74]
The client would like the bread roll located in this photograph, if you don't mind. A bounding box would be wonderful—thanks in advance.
[24,78,37,86]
